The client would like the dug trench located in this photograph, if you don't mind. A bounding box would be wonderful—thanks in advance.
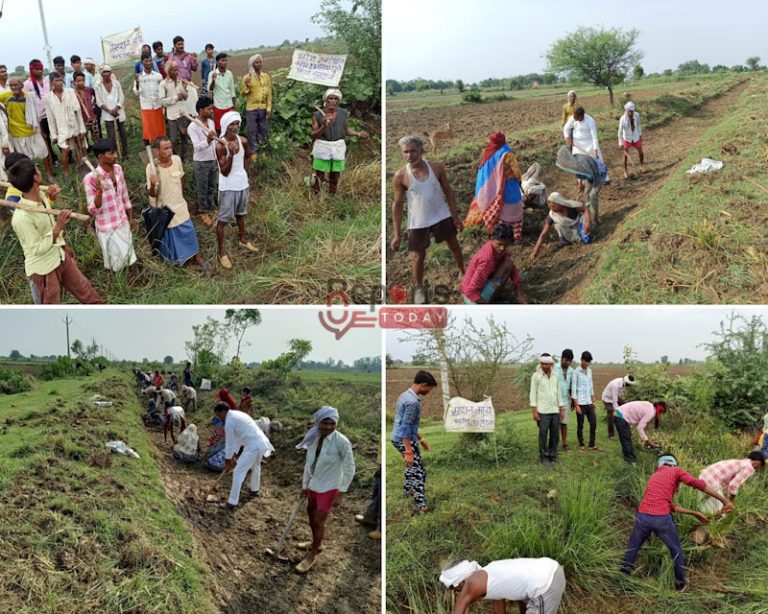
[139,388,381,613]
[386,79,751,304]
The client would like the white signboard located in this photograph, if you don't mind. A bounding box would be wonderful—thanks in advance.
[200,378,212,391]
[444,397,496,433]
[287,49,347,87]
[101,27,144,65]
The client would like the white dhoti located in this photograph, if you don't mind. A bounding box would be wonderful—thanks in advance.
[97,223,137,272]
[9,134,49,160]
[312,138,346,161]
[699,486,724,514]
[227,440,268,506]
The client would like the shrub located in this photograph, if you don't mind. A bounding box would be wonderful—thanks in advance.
[462,90,483,104]
[0,366,33,394]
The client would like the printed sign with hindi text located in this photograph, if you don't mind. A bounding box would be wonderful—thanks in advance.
[101,27,144,65]
[287,49,347,87]
[444,397,496,433]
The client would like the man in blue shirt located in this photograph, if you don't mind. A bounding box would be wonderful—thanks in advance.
[391,370,437,513]
[200,43,215,95]
[571,350,601,451]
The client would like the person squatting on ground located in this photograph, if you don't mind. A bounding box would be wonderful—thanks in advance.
[601,375,637,438]
[163,402,187,444]
[187,95,218,227]
[440,557,566,614]
[571,351,601,451]
[391,135,465,304]
[521,162,548,209]
[391,370,437,513]
[179,384,197,413]
[530,353,564,464]
[7,158,102,304]
[613,400,666,463]
[172,423,200,462]
[554,349,575,451]
[529,192,592,261]
[621,454,733,591]
[215,111,258,269]
[83,138,137,273]
[464,132,525,242]
[460,223,527,304]
[618,101,644,179]
[214,402,274,511]
[310,88,368,196]
[295,406,355,573]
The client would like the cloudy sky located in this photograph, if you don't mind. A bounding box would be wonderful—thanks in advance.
[0,0,327,71]
[387,306,768,363]
[385,0,765,81]
[0,308,381,364]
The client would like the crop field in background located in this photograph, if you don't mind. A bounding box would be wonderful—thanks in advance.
[385,73,768,304]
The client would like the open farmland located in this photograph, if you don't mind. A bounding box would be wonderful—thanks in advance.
[385,73,768,304]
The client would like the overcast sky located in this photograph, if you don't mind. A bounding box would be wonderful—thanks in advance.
[0,0,327,71]
[387,307,768,363]
[384,0,765,81]
[0,308,381,364]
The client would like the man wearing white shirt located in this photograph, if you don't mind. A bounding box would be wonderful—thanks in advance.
[214,402,275,510]
[188,96,218,226]
[133,53,165,145]
[618,101,644,178]
[601,375,636,438]
[564,107,610,184]
[164,403,187,444]
[159,61,197,162]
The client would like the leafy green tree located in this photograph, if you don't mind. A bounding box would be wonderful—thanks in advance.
[261,339,313,379]
[677,60,710,74]
[224,309,262,360]
[9,350,22,360]
[71,339,84,358]
[633,64,644,79]
[746,56,761,71]
[455,79,465,93]
[185,317,230,379]
[546,27,643,105]
[163,356,174,366]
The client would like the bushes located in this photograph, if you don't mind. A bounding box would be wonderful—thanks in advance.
[40,356,94,380]
[0,366,33,394]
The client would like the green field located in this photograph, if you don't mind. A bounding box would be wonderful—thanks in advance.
[386,406,768,613]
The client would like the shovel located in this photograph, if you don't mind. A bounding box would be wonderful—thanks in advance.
[205,468,231,502]
[265,493,306,561]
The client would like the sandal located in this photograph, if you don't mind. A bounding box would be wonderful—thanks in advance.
[239,241,259,253]
[297,541,323,551]
[219,254,233,269]
[218,502,236,511]
[295,555,316,573]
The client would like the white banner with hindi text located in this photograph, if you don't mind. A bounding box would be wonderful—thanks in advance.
[444,397,496,433]
[287,49,347,87]
[101,27,144,65]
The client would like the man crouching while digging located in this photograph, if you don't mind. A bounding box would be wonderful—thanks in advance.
[214,402,275,511]
[294,406,355,573]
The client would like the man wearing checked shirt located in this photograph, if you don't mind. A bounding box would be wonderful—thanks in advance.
[571,350,601,451]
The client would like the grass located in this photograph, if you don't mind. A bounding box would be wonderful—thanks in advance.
[0,57,381,305]
[581,74,768,303]
[0,370,214,613]
[386,407,768,613]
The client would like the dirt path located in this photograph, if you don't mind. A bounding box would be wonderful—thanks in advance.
[142,406,380,614]
[386,80,750,304]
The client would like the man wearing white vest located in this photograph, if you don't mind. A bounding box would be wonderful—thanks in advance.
[391,135,465,304]
[214,402,274,510]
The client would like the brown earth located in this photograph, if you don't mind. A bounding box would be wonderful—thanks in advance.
[385,80,750,304]
[386,366,694,420]
[142,392,381,614]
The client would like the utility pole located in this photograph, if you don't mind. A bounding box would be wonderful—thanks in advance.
[63,315,72,359]
[36,0,54,71]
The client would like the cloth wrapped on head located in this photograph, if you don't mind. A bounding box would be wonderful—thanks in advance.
[439,560,482,588]
[539,354,555,365]
[219,110,242,137]
[624,101,636,111]
[295,406,340,450]
[658,455,677,467]
[324,88,342,102]
[548,192,583,209]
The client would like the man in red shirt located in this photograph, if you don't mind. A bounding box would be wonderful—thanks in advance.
[460,223,527,304]
[152,370,164,388]
[620,454,733,590]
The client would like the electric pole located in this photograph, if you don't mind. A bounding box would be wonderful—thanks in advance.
[37,0,53,71]
[63,315,72,359]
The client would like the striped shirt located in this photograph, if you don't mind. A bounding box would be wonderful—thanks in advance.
[699,459,755,497]
[84,165,132,233]
[571,367,594,405]
[638,465,707,516]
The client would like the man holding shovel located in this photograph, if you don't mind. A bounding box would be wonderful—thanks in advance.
[214,402,274,511]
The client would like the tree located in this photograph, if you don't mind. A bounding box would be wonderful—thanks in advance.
[85,340,99,361]
[746,56,761,71]
[163,356,174,366]
[546,27,643,105]
[455,79,465,93]
[224,309,262,360]
[261,339,313,379]
[677,60,710,74]
[385,353,394,368]
[660,355,669,365]
[184,317,230,379]
[633,64,644,79]
[9,350,22,360]
[313,0,381,108]
[71,339,84,358]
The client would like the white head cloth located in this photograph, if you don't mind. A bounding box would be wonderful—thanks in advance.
[548,192,583,209]
[295,406,340,450]
[248,54,264,75]
[624,101,636,111]
[99,64,112,74]
[539,354,555,365]
[567,90,576,97]
[623,376,636,385]
[174,424,198,455]
[439,560,482,588]
[83,57,96,65]
[324,88,342,102]
[220,110,242,137]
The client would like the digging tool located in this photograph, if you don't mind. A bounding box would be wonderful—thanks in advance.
[207,468,231,498]
[0,180,50,193]
[265,493,306,561]
[0,198,90,221]
[180,112,226,146]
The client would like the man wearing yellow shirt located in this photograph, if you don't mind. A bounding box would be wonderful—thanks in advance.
[7,158,102,304]
[562,90,577,125]
[241,54,272,161]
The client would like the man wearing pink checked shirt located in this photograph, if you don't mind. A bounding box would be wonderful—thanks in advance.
[83,138,137,273]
